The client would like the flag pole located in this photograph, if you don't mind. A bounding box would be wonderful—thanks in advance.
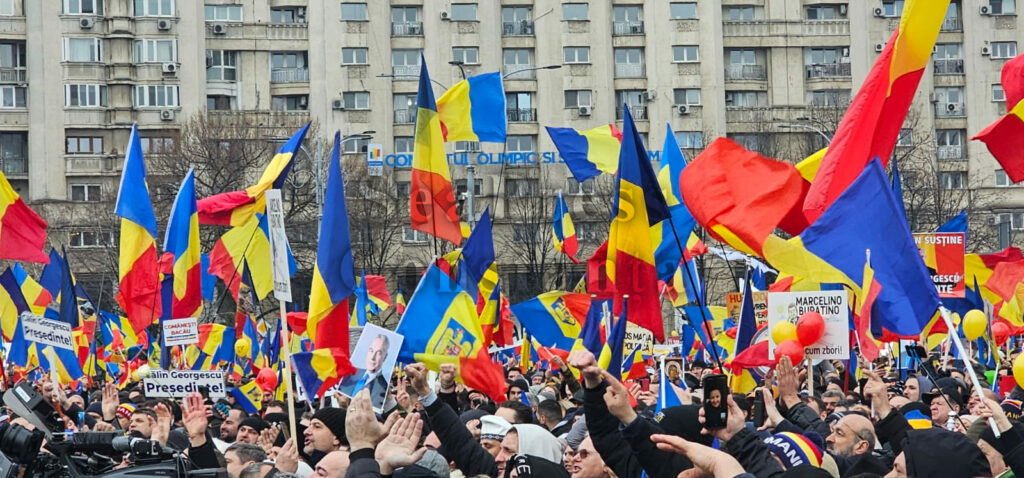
[665,217,723,371]
[939,306,1000,438]
[279,300,297,441]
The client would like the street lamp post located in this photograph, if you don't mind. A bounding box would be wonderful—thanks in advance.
[448,60,467,80]
[776,123,832,144]
[502,64,562,79]
[376,73,448,90]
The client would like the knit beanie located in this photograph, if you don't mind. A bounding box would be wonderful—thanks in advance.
[312,407,348,444]
[239,416,270,433]
[116,403,136,422]
[85,402,103,416]
[762,432,823,469]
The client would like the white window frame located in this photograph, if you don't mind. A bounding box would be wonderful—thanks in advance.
[66,136,103,154]
[566,178,595,196]
[939,171,967,189]
[134,85,179,107]
[992,41,1018,60]
[450,3,477,21]
[204,4,241,22]
[673,88,701,106]
[896,128,913,147]
[395,137,414,154]
[63,38,103,62]
[562,3,588,20]
[133,38,177,63]
[63,0,103,15]
[669,2,697,20]
[402,226,429,243]
[990,0,1016,15]
[135,0,174,16]
[725,5,755,21]
[675,131,703,149]
[343,137,367,153]
[69,230,113,248]
[672,45,699,63]
[882,1,904,17]
[0,85,24,108]
[452,47,479,65]
[340,3,368,21]
[506,178,538,197]
[563,46,590,64]
[506,135,534,153]
[342,91,369,110]
[996,169,1012,187]
[65,84,107,107]
[454,140,480,152]
[0,0,14,16]
[994,84,1006,102]
[206,50,237,81]
[342,47,368,65]
[725,91,768,107]
[70,183,102,201]
[565,89,592,108]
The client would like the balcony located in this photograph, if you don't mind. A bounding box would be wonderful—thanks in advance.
[940,16,962,32]
[270,68,308,83]
[725,64,766,80]
[937,144,964,160]
[0,68,25,83]
[0,157,26,175]
[613,21,645,35]
[391,21,423,36]
[616,105,647,120]
[394,108,416,125]
[392,65,420,77]
[936,102,966,117]
[503,65,535,80]
[502,21,534,36]
[614,63,645,78]
[206,109,309,128]
[805,63,851,79]
[933,58,964,74]
[506,108,536,122]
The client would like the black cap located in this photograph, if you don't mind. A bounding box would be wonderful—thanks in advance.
[922,385,963,409]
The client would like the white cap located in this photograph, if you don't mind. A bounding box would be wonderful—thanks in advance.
[480,415,513,441]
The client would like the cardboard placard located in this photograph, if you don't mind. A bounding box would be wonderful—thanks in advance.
[143,370,226,398]
[20,312,74,350]
[767,291,849,360]
[265,189,292,302]
[625,322,654,356]
[162,317,199,346]
[913,232,965,298]
[725,291,769,324]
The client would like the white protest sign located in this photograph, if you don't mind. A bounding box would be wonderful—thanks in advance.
[162,318,199,346]
[20,312,74,351]
[265,189,292,302]
[767,291,849,360]
[625,322,654,356]
[143,370,226,398]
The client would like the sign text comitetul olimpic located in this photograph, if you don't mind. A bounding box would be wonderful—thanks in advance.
[381,149,662,168]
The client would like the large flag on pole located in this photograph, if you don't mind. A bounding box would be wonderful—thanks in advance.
[972,55,1024,183]
[0,169,47,263]
[307,132,356,351]
[115,124,161,334]
[410,54,462,245]
[163,168,203,318]
[436,72,507,143]
[552,191,579,264]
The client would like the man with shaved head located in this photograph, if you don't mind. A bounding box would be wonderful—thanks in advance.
[825,413,888,476]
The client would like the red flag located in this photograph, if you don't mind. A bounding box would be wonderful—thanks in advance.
[0,172,47,263]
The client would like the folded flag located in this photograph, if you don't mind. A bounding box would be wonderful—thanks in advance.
[0,169,47,263]
[552,191,579,264]
[231,379,264,414]
[208,213,297,302]
[598,301,628,381]
[546,124,622,182]
[510,291,589,351]
[197,123,311,226]
[197,323,235,365]
[0,268,28,341]
[973,55,1024,183]
[291,347,355,399]
[623,344,647,381]
[436,72,506,143]
[395,289,406,316]
[11,264,50,315]
[115,124,161,334]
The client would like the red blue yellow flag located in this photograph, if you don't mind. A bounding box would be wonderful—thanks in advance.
[552,190,579,264]
[291,348,355,399]
[509,291,589,351]
[546,125,622,182]
[410,56,461,245]
[437,72,507,143]
[0,169,47,263]
[163,168,202,318]
[115,124,161,334]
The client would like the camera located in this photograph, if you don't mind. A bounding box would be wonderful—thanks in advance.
[0,383,225,478]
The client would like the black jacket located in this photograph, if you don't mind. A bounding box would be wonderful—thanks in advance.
[782,402,830,438]
[830,450,890,478]
[581,381,644,478]
[618,415,696,478]
[874,409,911,456]
[988,422,1024,478]
[345,448,380,478]
[721,427,784,478]
[187,432,222,470]
[424,397,498,477]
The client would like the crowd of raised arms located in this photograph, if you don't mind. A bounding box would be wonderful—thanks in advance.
[13,345,1024,478]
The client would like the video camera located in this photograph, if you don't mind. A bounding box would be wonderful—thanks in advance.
[0,382,225,478]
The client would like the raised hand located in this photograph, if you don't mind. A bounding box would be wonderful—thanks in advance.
[776,356,801,408]
[404,363,431,397]
[182,392,209,447]
[102,382,119,422]
[257,424,280,453]
[758,387,784,431]
[601,370,638,425]
[651,434,746,478]
[375,413,428,475]
[152,402,172,446]
[861,369,890,419]
[698,394,745,442]
[346,389,393,451]
[438,363,457,392]
[568,350,602,388]
[275,437,300,473]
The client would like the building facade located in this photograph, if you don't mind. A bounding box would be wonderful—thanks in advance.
[2,0,1022,308]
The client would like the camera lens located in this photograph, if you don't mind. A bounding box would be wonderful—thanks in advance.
[0,424,43,464]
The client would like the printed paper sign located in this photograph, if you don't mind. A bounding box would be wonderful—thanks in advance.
[625,323,654,356]
[265,189,292,302]
[913,232,965,298]
[725,291,769,324]
[367,143,384,177]
[20,312,74,351]
[767,291,849,360]
[162,318,199,346]
[143,370,226,398]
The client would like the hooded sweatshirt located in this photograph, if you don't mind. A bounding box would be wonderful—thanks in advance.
[513,424,563,464]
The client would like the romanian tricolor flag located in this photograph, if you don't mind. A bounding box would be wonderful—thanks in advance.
[395,289,406,316]
[623,344,647,381]
[230,380,263,414]
[436,72,507,143]
[546,124,622,182]
[510,291,589,351]
[654,124,703,279]
[115,124,161,334]
[598,302,628,381]
[0,268,26,340]
[208,213,296,302]
[0,169,47,263]
[291,347,355,399]
[308,132,356,350]
[802,0,950,220]
[607,107,669,342]
[856,255,882,361]
[163,169,203,318]
[197,123,311,226]
[552,190,579,264]
[410,56,462,245]
[99,311,138,362]
[986,260,1024,327]
[11,264,51,315]
[974,55,1024,183]
[350,271,390,326]
[196,323,235,366]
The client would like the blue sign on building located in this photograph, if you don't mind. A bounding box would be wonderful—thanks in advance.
[381,150,662,168]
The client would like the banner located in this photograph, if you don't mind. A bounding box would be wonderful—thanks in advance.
[625,323,654,356]
[767,291,849,360]
[913,232,965,298]
[20,312,74,351]
[143,370,227,398]
[265,189,292,301]
[725,291,768,323]
[162,317,198,346]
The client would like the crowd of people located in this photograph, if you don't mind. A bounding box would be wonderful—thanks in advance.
[11,346,1024,478]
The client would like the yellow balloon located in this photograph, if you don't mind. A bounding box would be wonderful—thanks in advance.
[1015,354,1024,390]
[772,321,798,345]
[235,337,252,358]
[963,309,987,341]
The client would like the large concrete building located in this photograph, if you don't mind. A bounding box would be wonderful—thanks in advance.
[2,0,1022,307]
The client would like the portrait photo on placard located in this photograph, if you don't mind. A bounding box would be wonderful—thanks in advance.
[337,324,404,411]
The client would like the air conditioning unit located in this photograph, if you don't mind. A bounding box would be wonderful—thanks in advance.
[159,110,175,121]
[157,19,172,30]
[990,215,1002,225]
[980,5,991,15]
[929,92,938,103]
[332,99,345,110]
[946,102,958,112]
[874,43,885,53]
[872,7,884,17]
[642,90,657,101]
[841,47,850,57]
[296,7,306,18]
[577,105,592,116]
[79,18,94,29]
[677,104,691,115]
[161,62,177,74]
[440,11,450,20]
[298,96,308,108]
[982,46,992,56]
[839,4,848,16]
[211,23,227,35]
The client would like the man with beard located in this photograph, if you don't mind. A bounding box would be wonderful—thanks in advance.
[825,413,888,476]
[220,409,248,443]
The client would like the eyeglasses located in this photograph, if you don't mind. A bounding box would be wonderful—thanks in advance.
[576,449,593,460]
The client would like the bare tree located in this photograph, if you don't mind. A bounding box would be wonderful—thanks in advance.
[341,155,406,275]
